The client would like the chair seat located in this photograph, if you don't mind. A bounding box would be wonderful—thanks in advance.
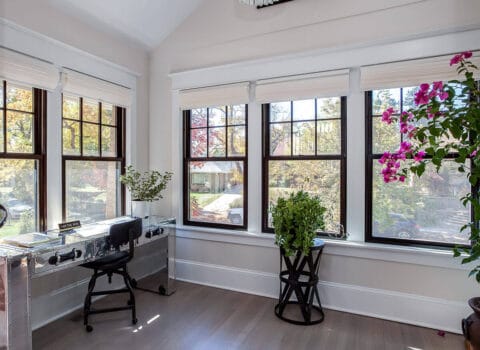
[81,251,129,271]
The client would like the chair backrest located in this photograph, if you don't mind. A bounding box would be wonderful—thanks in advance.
[108,218,142,254]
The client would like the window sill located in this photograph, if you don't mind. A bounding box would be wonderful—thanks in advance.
[175,225,471,271]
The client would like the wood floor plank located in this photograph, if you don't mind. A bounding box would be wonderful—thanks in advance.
[33,278,465,350]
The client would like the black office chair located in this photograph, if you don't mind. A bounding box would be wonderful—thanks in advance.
[81,218,142,332]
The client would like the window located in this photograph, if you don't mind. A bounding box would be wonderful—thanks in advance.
[365,87,471,246]
[262,97,346,234]
[0,81,46,237]
[62,95,125,222]
[183,105,248,229]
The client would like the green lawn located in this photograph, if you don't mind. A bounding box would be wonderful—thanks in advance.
[0,221,23,239]
[190,193,222,207]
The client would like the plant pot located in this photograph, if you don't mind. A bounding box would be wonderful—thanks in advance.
[131,200,150,219]
[463,297,480,349]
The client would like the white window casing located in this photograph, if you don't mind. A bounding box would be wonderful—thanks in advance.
[0,47,59,90]
[179,82,250,110]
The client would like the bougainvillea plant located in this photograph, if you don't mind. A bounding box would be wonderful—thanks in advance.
[378,51,480,280]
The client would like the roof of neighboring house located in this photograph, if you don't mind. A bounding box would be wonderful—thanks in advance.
[190,162,233,174]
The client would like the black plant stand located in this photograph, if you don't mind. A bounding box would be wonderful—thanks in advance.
[275,238,325,325]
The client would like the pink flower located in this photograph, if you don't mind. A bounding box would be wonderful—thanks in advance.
[382,107,395,124]
[450,54,463,66]
[399,141,412,153]
[414,89,430,105]
[471,150,478,157]
[419,83,430,91]
[399,175,406,182]
[432,81,443,90]
[414,151,426,162]
[450,51,474,66]
[439,91,449,101]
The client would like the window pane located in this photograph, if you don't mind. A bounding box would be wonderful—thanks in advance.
[188,161,244,226]
[63,95,80,120]
[6,84,32,112]
[270,123,291,156]
[102,103,116,125]
[317,97,341,119]
[293,121,315,155]
[317,119,341,154]
[292,99,315,121]
[372,161,470,245]
[270,102,291,122]
[372,89,400,115]
[63,120,81,155]
[101,126,116,157]
[209,107,226,127]
[0,111,4,153]
[402,86,417,111]
[208,127,226,157]
[83,123,99,156]
[83,99,99,123]
[372,117,400,154]
[227,126,245,157]
[0,159,38,237]
[6,112,33,153]
[191,128,207,157]
[228,105,246,125]
[65,160,121,223]
[191,108,207,128]
[268,160,341,232]
[0,83,3,108]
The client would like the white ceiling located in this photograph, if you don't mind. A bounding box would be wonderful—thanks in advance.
[45,0,204,50]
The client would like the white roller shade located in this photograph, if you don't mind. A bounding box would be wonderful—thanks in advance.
[0,47,59,90]
[255,70,349,103]
[62,69,131,107]
[360,52,480,91]
[179,82,250,110]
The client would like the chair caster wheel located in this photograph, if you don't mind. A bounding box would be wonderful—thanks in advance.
[159,286,166,295]
[86,325,93,332]
[132,318,138,325]
[130,279,137,288]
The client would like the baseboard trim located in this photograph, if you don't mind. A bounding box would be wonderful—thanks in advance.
[175,259,469,334]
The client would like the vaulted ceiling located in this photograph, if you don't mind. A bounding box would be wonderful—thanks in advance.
[45,0,204,50]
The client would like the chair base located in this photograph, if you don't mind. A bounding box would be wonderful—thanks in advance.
[83,266,137,332]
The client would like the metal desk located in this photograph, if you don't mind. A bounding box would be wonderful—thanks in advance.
[0,216,176,350]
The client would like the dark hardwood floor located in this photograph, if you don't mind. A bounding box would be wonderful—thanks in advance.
[33,275,465,350]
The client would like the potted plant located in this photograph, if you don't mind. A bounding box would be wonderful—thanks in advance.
[272,190,326,257]
[377,51,480,347]
[120,165,173,219]
[271,190,327,325]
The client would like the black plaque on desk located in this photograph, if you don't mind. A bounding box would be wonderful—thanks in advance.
[58,220,81,232]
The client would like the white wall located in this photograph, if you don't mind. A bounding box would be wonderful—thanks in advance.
[149,0,480,333]
[0,0,152,329]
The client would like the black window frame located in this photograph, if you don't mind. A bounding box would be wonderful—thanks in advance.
[0,80,47,232]
[365,89,471,248]
[261,97,347,234]
[61,94,126,221]
[183,105,248,230]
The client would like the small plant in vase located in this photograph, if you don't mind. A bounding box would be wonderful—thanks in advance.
[120,166,173,219]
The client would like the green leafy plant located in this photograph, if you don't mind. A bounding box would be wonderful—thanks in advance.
[271,190,326,256]
[378,51,480,280]
[120,166,173,202]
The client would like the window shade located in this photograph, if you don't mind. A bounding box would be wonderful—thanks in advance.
[62,69,132,107]
[0,48,59,90]
[255,70,349,103]
[360,53,480,91]
[179,82,250,110]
